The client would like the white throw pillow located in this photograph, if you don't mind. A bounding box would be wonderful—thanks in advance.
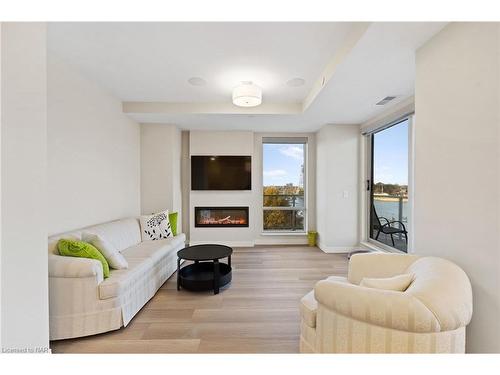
[82,232,128,270]
[360,273,414,292]
[139,210,173,241]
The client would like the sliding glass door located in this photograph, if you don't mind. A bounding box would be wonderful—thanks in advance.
[369,118,410,252]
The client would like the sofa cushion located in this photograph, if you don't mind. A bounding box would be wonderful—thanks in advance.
[98,234,186,300]
[57,238,110,278]
[121,234,186,263]
[99,257,154,300]
[169,212,178,236]
[85,218,141,252]
[139,211,173,241]
[82,232,129,270]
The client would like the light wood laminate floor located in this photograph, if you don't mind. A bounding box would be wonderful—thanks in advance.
[50,245,348,353]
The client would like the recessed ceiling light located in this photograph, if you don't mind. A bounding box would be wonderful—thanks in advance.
[286,78,305,87]
[188,77,207,86]
[232,82,262,107]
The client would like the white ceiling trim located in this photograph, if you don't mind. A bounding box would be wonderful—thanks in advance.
[122,101,302,115]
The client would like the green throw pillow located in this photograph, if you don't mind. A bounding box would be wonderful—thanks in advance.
[57,238,110,278]
[169,211,178,236]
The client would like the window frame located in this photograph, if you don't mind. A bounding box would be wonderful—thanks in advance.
[261,138,308,233]
[363,115,414,254]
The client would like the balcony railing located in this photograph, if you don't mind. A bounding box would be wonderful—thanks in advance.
[263,194,304,208]
[372,194,408,224]
[263,194,305,231]
[372,194,408,252]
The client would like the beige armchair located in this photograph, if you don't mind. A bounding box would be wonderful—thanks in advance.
[300,253,473,353]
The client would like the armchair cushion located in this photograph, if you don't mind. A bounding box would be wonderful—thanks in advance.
[314,278,441,333]
[300,275,350,329]
[360,273,414,291]
[300,291,317,328]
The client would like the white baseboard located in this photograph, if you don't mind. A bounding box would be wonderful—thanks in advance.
[254,238,308,246]
[188,240,255,248]
[317,241,359,254]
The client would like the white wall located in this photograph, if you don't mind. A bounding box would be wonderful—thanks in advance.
[316,124,360,252]
[47,52,141,235]
[0,21,3,347]
[140,123,182,230]
[1,23,49,351]
[187,131,315,246]
[181,131,190,239]
[189,131,255,246]
[414,22,500,353]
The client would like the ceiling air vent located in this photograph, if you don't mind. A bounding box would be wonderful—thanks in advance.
[376,96,396,105]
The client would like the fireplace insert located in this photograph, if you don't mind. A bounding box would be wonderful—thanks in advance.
[195,206,249,227]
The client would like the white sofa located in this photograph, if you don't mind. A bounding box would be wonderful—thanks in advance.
[300,253,473,353]
[48,217,186,340]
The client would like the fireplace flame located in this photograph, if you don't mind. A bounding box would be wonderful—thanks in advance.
[199,215,247,225]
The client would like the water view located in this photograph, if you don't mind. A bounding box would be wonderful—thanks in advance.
[370,119,409,252]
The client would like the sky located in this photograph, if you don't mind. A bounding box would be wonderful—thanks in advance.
[373,119,409,185]
[263,143,304,186]
[262,120,407,187]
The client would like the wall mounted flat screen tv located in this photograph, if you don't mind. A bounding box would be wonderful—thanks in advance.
[191,155,251,190]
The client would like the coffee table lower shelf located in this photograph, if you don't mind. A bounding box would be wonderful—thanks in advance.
[177,262,232,294]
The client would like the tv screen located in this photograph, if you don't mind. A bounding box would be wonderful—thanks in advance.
[191,155,251,190]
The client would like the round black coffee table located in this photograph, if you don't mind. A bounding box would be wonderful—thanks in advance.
[177,244,233,295]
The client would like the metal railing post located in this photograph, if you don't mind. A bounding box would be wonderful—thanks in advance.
[398,196,403,240]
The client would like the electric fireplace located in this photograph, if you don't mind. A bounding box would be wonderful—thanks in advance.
[195,207,249,228]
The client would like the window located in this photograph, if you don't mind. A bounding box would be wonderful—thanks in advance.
[262,139,306,232]
[368,119,410,252]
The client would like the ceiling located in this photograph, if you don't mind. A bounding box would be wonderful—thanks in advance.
[48,22,447,132]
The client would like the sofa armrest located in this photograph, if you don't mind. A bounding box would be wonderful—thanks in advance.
[314,279,440,333]
[348,253,419,284]
[48,254,104,284]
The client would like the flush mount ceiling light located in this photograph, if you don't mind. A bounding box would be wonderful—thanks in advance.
[286,77,305,87]
[232,81,262,107]
[188,77,207,86]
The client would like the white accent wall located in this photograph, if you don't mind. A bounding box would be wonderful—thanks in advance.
[316,124,360,252]
[47,52,141,235]
[1,23,49,351]
[186,131,315,246]
[414,22,500,353]
[189,131,255,246]
[140,123,182,230]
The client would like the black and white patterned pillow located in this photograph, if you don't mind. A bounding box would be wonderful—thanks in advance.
[140,210,173,241]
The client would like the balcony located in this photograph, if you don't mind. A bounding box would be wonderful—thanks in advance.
[371,194,408,252]
[263,194,304,232]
